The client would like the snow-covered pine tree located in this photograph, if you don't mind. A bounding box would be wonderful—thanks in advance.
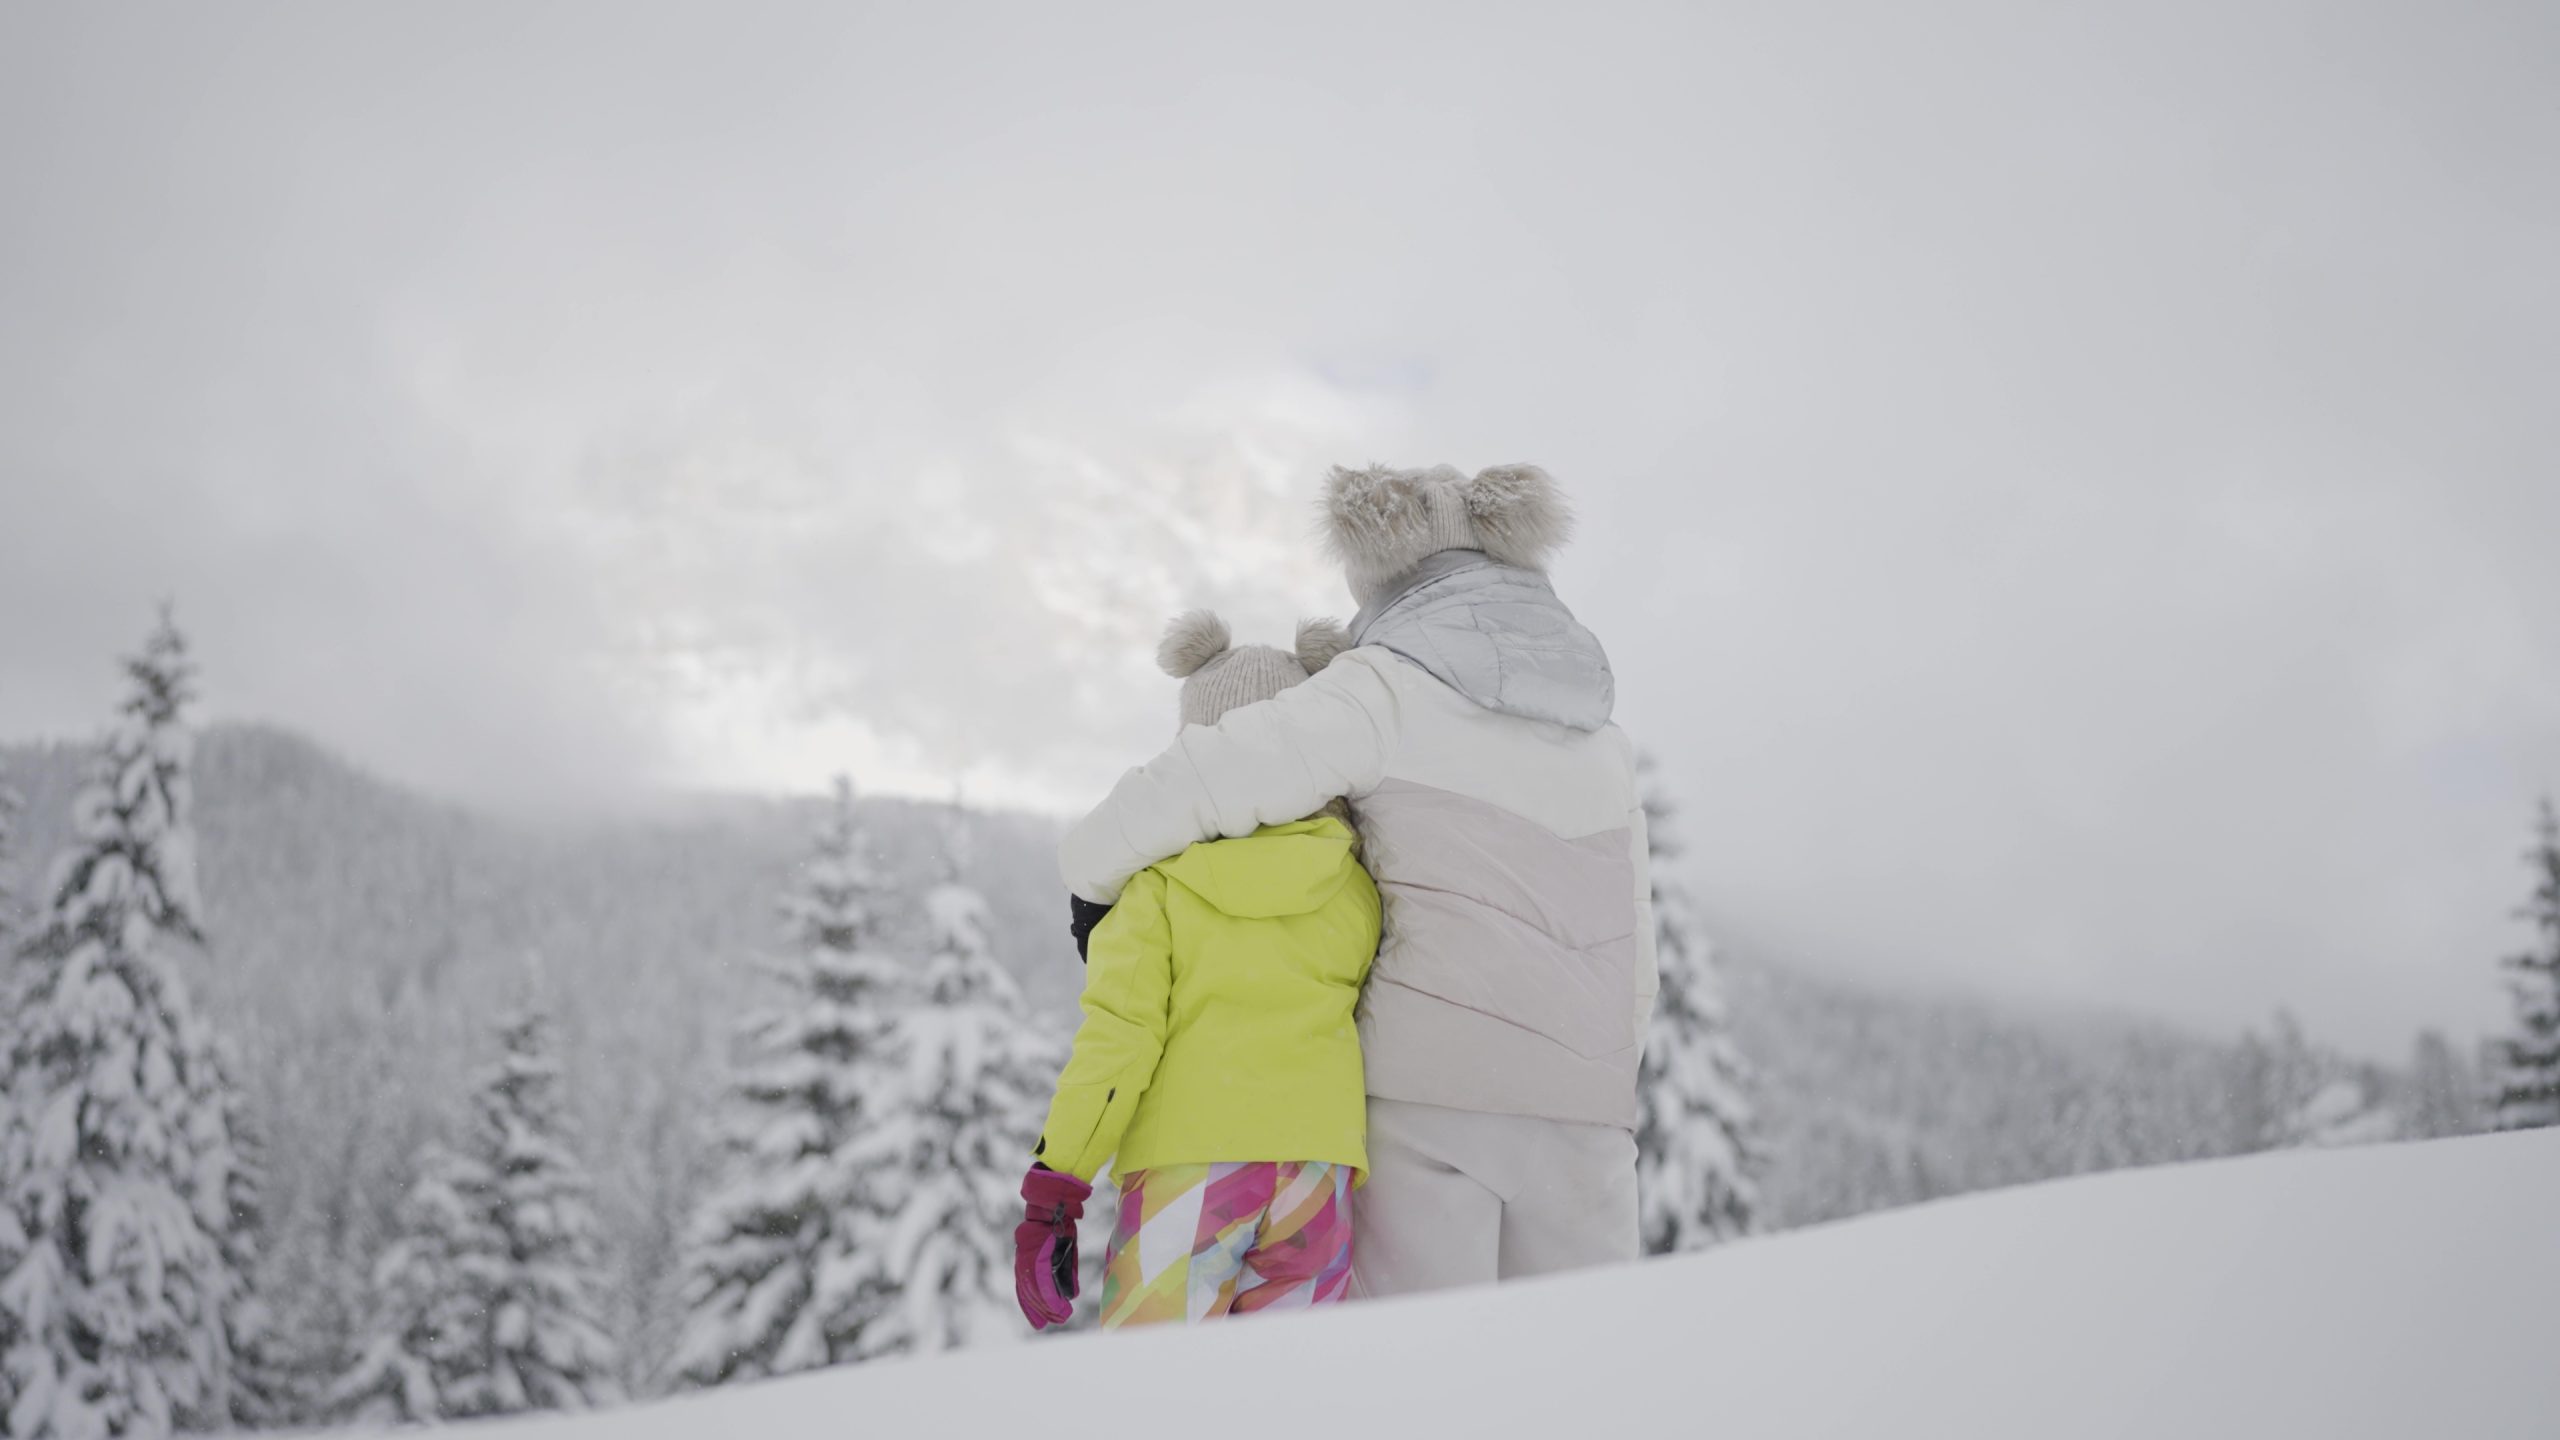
[668,777,915,1386]
[473,1010,621,1411]
[864,862,1054,1355]
[2406,1030,2477,1140]
[1632,757,1762,1255]
[0,754,24,940]
[0,605,255,1437]
[329,1141,505,1425]
[2490,798,2560,1132]
[333,1009,621,1423]
[2232,1009,2322,1150]
[217,1049,293,1429]
[1,751,21,1440]
[622,1057,720,1394]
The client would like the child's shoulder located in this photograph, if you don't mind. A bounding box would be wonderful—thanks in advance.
[1148,813,1371,921]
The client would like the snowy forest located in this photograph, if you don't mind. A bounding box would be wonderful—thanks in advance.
[2,608,2555,1438]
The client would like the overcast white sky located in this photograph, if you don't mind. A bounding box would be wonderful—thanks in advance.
[3,2,2555,1055]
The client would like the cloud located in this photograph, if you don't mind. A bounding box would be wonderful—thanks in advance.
[556,367,1391,802]
[2,1,2556,1054]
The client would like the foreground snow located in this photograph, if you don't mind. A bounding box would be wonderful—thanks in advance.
[456,1131,2552,1440]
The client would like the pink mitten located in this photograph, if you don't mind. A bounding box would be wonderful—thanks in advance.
[1015,1166,1092,1330]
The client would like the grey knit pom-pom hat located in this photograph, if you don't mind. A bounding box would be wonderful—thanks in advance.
[1318,462,1575,607]
[1158,610,1351,729]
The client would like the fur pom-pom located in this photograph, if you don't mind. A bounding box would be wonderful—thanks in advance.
[1294,617,1351,674]
[1465,464,1573,568]
[1157,610,1232,678]
[1318,462,1466,569]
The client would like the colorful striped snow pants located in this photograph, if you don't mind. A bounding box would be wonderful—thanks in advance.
[1099,1160,1354,1328]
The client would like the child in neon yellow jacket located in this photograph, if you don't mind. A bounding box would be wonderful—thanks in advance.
[1013,612,1380,1331]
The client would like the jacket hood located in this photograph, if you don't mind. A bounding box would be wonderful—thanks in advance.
[1157,815,1362,919]
[1348,549,1616,732]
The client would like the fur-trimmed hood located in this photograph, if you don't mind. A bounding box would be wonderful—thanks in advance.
[1319,463,1574,607]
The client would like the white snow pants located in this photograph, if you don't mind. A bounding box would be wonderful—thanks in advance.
[1349,1096,1638,1299]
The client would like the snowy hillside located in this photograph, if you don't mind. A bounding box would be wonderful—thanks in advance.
[418,1132,2556,1440]
[0,720,2496,1425]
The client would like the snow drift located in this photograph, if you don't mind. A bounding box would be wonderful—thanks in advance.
[435,1132,2554,1440]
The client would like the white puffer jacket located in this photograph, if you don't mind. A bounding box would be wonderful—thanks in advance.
[1061,551,1656,1130]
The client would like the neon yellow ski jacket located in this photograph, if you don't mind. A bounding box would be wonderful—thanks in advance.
[1036,814,1379,1184]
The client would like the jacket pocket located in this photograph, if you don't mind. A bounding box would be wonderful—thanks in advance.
[1039,1084,1119,1181]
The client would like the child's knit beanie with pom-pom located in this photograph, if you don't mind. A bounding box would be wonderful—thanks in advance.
[1158,610,1350,730]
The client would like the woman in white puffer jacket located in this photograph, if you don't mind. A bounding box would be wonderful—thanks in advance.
[1060,463,1656,1297]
